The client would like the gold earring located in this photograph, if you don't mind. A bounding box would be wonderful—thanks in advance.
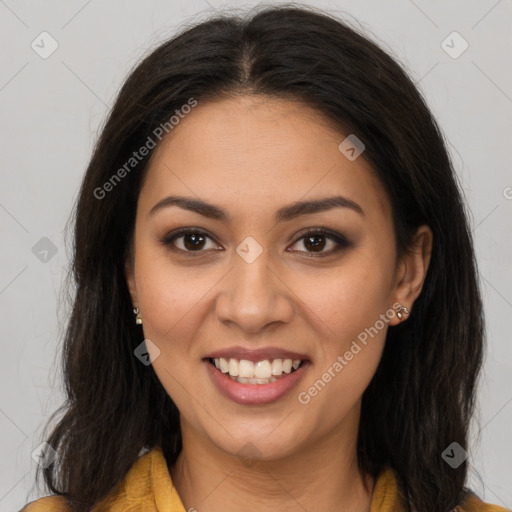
[133,307,143,325]
[396,304,410,322]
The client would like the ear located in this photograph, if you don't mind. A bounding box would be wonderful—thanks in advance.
[388,225,433,326]
[125,255,138,307]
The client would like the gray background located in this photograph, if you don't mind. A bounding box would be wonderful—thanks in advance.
[1,0,511,510]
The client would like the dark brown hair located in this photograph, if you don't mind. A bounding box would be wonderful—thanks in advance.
[35,4,484,511]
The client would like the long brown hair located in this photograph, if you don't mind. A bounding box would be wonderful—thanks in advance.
[36,5,484,511]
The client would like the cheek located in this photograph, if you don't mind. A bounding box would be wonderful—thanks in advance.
[301,251,393,342]
[293,250,393,407]
[134,241,211,335]
[133,248,213,413]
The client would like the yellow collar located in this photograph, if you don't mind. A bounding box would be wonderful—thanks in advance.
[25,446,507,511]
[94,446,405,512]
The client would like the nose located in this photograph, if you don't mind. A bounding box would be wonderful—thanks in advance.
[215,249,294,334]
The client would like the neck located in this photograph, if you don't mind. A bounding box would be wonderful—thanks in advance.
[169,406,375,512]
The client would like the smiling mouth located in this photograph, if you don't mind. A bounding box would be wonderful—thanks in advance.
[207,357,305,385]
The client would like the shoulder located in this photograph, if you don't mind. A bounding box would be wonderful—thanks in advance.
[377,467,509,512]
[19,447,180,512]
[456,492,510,512]
[19,495,71,512]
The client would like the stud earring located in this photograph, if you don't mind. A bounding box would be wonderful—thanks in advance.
[396,304,410,322]
[133,307,143,325]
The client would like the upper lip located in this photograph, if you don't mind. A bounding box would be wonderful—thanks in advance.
[205,346,310,362]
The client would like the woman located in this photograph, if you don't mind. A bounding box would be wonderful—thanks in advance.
[21,5,509,512]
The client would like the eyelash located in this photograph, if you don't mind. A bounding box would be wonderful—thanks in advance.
[161,227,350,258]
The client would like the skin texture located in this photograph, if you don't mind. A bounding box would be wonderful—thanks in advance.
[126,95,432,512]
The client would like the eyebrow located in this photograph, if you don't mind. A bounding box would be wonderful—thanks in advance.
[148,194,364,222]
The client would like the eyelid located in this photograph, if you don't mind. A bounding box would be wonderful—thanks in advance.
[160,227,221,253]
[161,226,350,256]
[288,227,350,256]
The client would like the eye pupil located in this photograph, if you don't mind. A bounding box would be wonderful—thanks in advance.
[304,235,326,252]
[184,233,206,250]
[165,229,345,256]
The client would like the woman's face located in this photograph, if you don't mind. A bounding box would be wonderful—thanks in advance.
[126,95,430,461]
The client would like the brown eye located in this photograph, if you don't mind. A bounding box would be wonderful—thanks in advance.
[162,229,220,253]
[181,232,207,251]
[288,228,350,257]
[301,233,330,252]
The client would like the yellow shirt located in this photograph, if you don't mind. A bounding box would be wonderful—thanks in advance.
[21,446,509,512]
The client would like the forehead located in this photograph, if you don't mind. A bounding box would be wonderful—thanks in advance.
[139,95,391,221]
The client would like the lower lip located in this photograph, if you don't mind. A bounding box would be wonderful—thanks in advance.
[204,360,308,405]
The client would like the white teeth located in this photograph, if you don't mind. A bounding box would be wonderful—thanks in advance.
[238,359,255,378]
[228,358,239,376]
[212,357,303,381]
[234,376,279,384]
[254,360,272,379]
[219,357,229,373]
[271,359,283,375]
